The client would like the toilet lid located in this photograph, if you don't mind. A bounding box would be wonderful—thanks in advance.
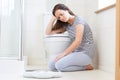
[44,32,71,41]
[45,31,69,38]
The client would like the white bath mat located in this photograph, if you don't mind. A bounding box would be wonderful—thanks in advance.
[23,70,62,79]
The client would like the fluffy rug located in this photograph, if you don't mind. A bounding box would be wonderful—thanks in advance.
[23,70,62,79]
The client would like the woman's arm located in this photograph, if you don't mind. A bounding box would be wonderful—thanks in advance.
[45,16,65,35]
[63,24,84,56]
[55,24,84,62]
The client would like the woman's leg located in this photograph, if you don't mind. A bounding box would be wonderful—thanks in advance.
[48,55,57,71]
[55,52,93,72]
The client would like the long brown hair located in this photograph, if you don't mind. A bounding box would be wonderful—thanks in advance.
[52,3,75,30]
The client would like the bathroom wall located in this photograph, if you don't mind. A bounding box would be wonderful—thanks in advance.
[46,0,65,12]
[98,0,116,9]
[23,0,46,66]
[95,7,116,72]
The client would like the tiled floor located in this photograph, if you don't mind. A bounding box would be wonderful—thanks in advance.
[0,60,115,80]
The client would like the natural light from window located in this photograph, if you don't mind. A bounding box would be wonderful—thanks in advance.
[0,0,14,16]
[98,0,116,9]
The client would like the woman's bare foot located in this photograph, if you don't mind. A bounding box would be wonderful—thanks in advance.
[85,64,94,70]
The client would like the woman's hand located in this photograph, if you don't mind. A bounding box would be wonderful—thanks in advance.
[51,16,57,22]
[55,53,65,62]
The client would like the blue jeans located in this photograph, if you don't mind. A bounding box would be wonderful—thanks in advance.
[48,52,93,72]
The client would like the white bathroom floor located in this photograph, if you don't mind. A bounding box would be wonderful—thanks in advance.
[0,60,115,80]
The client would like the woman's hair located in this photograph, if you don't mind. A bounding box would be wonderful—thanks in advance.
[52,3,75,30]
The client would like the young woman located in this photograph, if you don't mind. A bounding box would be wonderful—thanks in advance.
[46,3,95,72]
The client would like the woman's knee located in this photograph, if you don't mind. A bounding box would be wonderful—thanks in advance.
[55,61,66,71]
[48,60,57,71]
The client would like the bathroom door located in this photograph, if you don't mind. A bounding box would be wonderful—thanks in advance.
[116,0,120,80]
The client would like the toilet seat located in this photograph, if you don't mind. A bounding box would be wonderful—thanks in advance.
[45,33,69,37]
[44,31,70,41]
[44,35,70,42]
[43,32,71,56]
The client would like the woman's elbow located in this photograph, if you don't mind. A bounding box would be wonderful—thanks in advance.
[45,31,49,35]
[75,39,82,45]
[45,32,51,35]
[45,31,55,35]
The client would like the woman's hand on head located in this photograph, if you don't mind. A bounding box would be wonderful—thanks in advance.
[51,16,57,21]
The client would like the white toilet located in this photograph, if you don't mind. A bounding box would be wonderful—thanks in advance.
[44,32,71,58]
[43,13,71,59]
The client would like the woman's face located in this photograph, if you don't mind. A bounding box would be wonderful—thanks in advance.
[54,9,70,22]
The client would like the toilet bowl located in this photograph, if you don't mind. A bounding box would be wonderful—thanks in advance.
[44,32,71,58]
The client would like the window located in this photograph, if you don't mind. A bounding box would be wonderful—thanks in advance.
[98,0,116,9]
[0,0,22,59]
